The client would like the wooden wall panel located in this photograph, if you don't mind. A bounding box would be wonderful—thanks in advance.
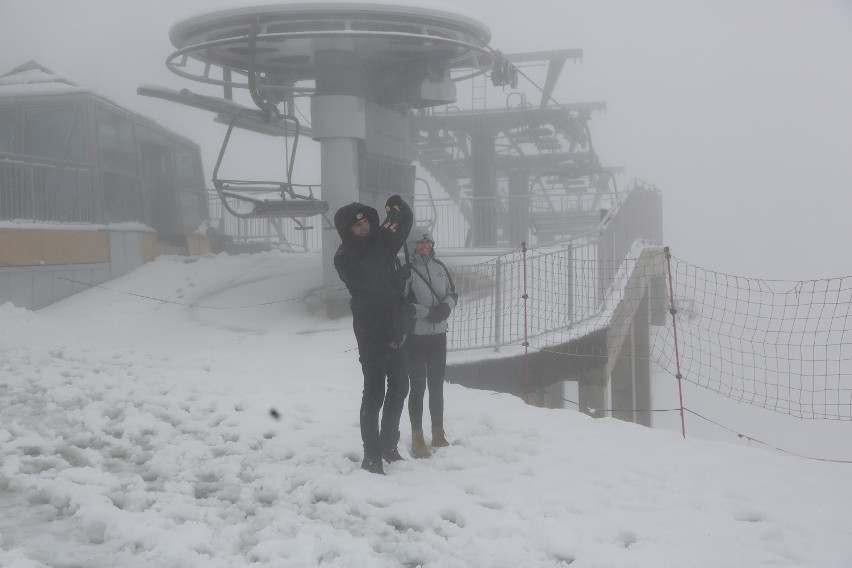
[0,229,109,266]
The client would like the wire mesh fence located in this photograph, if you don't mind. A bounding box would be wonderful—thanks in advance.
[652,255,852,420]
[445,244,852,421]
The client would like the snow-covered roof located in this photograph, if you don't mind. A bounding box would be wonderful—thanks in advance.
[0,60,89,98]
[0,61,200,149]
[0,219,156,233]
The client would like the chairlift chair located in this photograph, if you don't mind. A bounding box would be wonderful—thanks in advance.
[527,169,617,242]
[413,177,438,233]
[144,13,331,228]
[212,110,328,228]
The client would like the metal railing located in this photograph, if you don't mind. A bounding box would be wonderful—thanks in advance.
[443,179,663,351]
[0,152,94,223]
[208,179,660,255]
[206,180,663,352]
[415,192,618,249]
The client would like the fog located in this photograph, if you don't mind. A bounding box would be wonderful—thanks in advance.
[3,0,851,279]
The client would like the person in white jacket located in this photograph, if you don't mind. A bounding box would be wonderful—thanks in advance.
[404,228,458,458]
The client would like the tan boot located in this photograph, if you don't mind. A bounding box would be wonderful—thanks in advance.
[411,430,431,459]
[431,428,450,448]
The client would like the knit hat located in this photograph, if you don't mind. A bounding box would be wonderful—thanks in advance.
[334,202,376,241]
[409,227,433,245]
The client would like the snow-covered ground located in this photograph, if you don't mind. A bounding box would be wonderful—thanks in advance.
[1,250,850,568]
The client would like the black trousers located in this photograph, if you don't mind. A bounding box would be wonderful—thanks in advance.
[407,333,447,431]
[356,336,409,461]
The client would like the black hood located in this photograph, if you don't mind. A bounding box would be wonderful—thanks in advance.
[334,202,381,242]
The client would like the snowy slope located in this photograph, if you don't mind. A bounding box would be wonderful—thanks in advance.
[1,251,850,568]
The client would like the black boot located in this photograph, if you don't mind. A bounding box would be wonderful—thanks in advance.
[361,457,385,475]
[382,446,405,463]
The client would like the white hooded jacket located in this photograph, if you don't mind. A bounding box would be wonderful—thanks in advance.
[404,229,458,336]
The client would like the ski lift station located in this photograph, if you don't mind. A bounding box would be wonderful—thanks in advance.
[1,3,664,422]
[0,60,210,308]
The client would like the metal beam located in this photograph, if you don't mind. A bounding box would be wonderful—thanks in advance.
[502,50,584,110]
[503,49,583,64]
[137,85,308,137]
[412,102,607,133]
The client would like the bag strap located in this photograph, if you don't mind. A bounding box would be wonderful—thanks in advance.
[432,258,456,294]
[409,263,443,303]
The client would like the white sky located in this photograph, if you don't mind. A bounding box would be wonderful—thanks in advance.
[1,250,851,567]
[2,0,851,280]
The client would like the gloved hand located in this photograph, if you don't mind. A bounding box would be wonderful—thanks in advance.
[427,302,451,323]
[384,195,406,225]
[397,263,411,280]
[385,195,405,209]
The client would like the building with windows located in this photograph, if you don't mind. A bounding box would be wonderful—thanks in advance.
[0,61,211,309]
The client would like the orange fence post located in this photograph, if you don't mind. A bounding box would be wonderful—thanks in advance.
[664,247,687,438]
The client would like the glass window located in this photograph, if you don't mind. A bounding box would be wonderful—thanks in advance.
[37,168,94,223]
[25,105,89,162]
[179,186,208,234]
[174,143,208,233]
[138,137,179,233]
[0,105,24,154]
[66,107,89,163]
[96,109,142,224]
[96,108,138,176]
[102,171,142,223]
[174,143,204,188]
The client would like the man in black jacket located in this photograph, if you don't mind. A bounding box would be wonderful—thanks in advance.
[333,195,414,474]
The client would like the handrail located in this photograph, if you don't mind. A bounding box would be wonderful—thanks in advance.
[440,178,663,352]
[0,152,95,223]
[0,151,91,170]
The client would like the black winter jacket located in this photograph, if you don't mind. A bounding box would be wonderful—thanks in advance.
[333,198,413,345]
